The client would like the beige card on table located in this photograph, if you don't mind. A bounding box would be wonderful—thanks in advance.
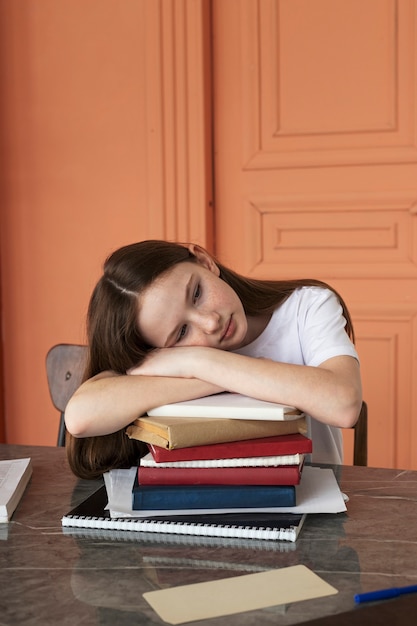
[143,564,338,625]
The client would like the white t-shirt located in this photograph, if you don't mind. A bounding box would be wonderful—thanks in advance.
[234,286,359,464]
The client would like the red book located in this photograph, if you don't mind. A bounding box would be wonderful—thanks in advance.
[137,461,304,486]
[147,433,312,463]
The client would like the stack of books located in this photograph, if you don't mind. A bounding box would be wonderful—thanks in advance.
[62,395,349,544]
[123,392,312,540]
[133,432,312,510]
[62,465,349,544]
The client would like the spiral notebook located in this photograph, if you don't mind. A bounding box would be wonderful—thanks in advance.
[61,485,306,542]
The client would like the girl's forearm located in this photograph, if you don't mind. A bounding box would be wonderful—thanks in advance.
[65,372,223,438]
[187,349,362,428]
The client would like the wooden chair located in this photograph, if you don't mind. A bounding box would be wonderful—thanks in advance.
[353,400,368,466]
[46,343,368,464]
[46,344,88,446]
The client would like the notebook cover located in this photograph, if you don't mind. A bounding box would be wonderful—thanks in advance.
[147,433,312,462]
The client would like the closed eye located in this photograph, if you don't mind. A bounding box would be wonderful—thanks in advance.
[193,283,201,302]
[175,282,201,344]
[177,324,188,342]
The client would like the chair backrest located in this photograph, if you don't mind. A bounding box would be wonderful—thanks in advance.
[46,344,88,446]
[353,400,368,466]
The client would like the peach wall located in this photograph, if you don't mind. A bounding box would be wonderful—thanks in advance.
[0,1,211,444]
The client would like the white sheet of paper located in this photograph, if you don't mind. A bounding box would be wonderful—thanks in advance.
[104,465,347,517]
[143,565,338,624]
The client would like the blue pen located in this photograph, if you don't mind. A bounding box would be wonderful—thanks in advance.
[354,584,417,604]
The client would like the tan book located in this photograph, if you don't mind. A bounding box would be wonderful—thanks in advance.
[126,415,307,450]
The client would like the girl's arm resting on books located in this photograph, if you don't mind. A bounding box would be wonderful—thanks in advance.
[132,348,362,428]
[64,372,224,438]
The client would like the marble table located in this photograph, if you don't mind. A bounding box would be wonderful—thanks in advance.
[1,443,417,625]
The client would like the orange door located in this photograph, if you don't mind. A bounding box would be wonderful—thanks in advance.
[0,261,4,443]
[212,0,417,468]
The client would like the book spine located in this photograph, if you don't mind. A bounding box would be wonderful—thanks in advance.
[141,453,303,468]
[146,392,301,420]
[138,465,302,486]
[128,416,308,449]
[148,408,302,420]
[148,434,312,462]
[132,483,296,510]
[168,417,308,448]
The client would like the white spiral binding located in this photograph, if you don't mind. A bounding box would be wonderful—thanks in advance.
[61,514,298,541]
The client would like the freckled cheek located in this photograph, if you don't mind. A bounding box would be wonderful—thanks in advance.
[185,331,212,348]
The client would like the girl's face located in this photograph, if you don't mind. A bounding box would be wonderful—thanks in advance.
[137,249,249,350]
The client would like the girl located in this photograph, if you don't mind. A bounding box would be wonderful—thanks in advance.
[65,240,362,479]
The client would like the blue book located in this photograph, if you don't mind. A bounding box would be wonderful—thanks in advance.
[132,473,295,510]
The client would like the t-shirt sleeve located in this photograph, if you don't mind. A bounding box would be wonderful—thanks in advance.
[297,288,359,367]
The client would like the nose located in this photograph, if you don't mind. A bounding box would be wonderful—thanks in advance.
[195,310,220,334]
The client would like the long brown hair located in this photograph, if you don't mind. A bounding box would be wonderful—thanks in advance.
[67,240,354,478]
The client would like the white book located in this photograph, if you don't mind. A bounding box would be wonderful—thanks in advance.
[0,458,33,523]
[147,392,302,421]
[140,452,304,468]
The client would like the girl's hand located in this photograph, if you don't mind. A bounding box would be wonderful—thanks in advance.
[127,346,205,379]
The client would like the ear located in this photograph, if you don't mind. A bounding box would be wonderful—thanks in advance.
[187,244,220,276]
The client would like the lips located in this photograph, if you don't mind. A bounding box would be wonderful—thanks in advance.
[221,316,234,342]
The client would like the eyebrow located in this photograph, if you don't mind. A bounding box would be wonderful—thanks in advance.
[163,273,194,348]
